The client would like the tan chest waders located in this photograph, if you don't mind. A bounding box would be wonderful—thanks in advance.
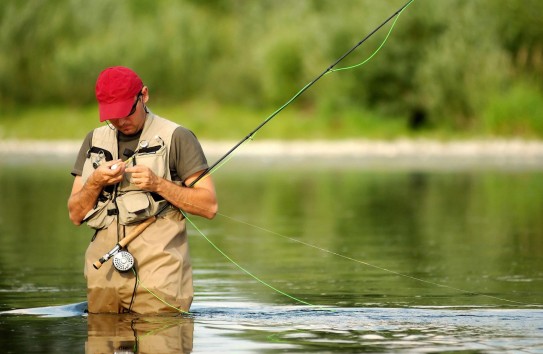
[82,114,194,314]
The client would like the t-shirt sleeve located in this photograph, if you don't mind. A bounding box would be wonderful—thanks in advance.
[71,131,93,176]
[169,126,209,182]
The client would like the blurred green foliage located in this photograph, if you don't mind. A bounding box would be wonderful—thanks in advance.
[1,0,543,138]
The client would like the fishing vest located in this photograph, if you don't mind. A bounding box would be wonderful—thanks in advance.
[81,113,179,229]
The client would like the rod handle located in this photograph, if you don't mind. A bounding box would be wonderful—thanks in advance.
[93,258,106,270]
[118,216,157,248]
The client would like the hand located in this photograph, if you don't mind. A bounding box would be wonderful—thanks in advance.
[125,165,161,192]
[91,159,125,186]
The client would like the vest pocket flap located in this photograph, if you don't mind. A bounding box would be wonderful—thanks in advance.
[119,192,150,214]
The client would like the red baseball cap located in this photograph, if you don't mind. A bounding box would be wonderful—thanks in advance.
[95,66,143,122]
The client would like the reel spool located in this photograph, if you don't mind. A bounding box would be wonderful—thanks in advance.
[113,250,135,272]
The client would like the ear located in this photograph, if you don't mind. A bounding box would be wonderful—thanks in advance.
[141,86,149,103]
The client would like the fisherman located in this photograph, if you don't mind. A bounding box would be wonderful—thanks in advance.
[68,66,218,314]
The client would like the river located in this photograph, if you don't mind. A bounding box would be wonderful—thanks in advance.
[0,145,542,353]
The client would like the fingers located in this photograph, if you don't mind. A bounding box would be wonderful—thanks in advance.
[125,164,147,174]
[103,160,125,175]
[94,160,125,185]
[93,162,158,190]
[125,165,158,191]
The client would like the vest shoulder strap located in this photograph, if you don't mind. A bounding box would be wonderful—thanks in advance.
[91,125,118,160]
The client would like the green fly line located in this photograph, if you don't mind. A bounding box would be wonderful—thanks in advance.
[144,0,539,309]
[123,0,441,313]
[181,211,325,309]
[175,0,423,308]
[167,0,542,309]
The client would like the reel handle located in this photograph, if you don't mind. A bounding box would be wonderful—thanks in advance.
[93,216,157,270]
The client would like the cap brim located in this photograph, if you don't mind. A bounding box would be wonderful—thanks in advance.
[99,98,134,122]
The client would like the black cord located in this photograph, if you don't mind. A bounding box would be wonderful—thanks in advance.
[128,264,138,313]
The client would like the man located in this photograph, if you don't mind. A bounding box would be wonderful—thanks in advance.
[68,66,217,314]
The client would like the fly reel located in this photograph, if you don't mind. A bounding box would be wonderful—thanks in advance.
[113,250,135,272]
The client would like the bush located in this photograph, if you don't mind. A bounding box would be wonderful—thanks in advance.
[481,80,543,137]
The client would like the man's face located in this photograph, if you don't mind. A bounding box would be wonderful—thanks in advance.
[109,89,148,135]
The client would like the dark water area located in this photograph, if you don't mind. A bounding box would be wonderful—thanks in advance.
[0,154,542,353]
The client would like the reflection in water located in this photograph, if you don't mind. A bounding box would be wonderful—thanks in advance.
[86,314,193,354]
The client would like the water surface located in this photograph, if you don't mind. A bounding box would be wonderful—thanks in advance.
[0,154,542,353]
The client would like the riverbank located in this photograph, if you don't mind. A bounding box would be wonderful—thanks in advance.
[2,139,543,169]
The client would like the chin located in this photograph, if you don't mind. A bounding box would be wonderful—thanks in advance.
[123,129,139,136]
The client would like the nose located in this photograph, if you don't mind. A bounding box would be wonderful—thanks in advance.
[112,117,128,128]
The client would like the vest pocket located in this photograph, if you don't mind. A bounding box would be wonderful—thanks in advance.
[83,199,115,230]
[116,191,158,225]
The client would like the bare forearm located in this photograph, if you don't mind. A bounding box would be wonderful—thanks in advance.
[68,177,103,225]
[156,178,218,219]
[124,165,218,219]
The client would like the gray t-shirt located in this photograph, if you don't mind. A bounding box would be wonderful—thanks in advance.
[72,125,208,183]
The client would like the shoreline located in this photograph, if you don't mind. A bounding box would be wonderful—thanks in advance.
[2,139,543,168]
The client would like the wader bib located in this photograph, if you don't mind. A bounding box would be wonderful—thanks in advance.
[82,114,193,314]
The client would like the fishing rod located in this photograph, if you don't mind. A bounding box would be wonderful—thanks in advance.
[189,0,414,187]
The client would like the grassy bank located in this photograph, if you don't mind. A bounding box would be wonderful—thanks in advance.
[0,100,470,142]
[3,90,543,141]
